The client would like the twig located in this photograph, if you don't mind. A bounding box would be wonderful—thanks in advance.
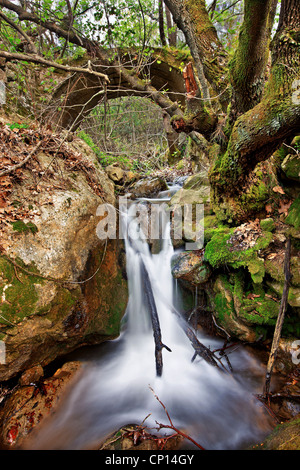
[149,386,206,450]
[0,141,43,177]
[0,50,109,82]
[264,238,291,397]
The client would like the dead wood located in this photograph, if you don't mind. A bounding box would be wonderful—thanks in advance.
[140,256,171,377]
[149,385,206,450]
[264,238,292,397]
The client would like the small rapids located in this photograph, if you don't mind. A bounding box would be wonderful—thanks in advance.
[26,185,274,450]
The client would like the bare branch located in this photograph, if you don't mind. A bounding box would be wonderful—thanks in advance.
[0,10,38,53]
[0,50,109,82]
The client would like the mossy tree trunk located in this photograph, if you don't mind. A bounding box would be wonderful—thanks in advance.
[164,0,229,109]
[209,0,300,221]
[229,0,278,122]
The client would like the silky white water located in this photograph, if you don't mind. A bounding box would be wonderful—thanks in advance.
[26,192,274,450]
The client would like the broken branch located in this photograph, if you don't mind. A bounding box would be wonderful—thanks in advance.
[0,50,109,82]
[140,256,171,376]
[264,238,292,397]
[149,386,206,450]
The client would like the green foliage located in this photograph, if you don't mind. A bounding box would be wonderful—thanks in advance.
[204,227,273,283]
[11,220,38,234]
[77,96,168,173]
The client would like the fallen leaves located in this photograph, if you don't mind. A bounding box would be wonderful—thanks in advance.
[272,185,285,195]
[229,219,262,251]
[0,122,106,245]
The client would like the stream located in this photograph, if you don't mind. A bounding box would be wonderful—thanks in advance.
[26,183,275,450]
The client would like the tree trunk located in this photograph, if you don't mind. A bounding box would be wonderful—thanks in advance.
[158,0,167,46]
[164,0,229,109]
[210,0,300,222]
[165,4,177,47]
[229,0,278,122]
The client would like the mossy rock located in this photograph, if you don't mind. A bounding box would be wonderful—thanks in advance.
[285,195,300,230]
[212,274,257,342]
[260,218,275,232]
[182,171,210,189]
[204,227,272,284]
[0,256,46,326]
[211,270,284,341]
[281,154,300,181]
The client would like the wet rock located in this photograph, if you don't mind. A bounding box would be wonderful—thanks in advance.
[0,361,83,449]
[129,177,168,198]
[19,365,44,386]
[171,251,211,287]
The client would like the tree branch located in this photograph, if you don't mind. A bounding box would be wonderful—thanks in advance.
[229,0,278,120]
[0,10,38,53]
[0,50,109,82]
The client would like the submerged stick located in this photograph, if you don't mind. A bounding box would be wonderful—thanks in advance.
[140,256,171,377]
[264,238,291,397]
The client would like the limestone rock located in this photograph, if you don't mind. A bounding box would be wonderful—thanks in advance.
[169,187,210,207]
[129,177,168,198]
[0,136,128,381]
[171,251,211,286]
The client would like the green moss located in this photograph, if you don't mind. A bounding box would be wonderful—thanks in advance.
[11,220,38,234]
[259,417,300,450]
[260,218,275,232]
[204,227,272,283]
[0,256,42,325]
[285,195,300,229]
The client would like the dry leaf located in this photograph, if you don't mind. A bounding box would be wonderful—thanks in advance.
[272,185,285,194]
[278,199,292,216]
[247,293,261,300]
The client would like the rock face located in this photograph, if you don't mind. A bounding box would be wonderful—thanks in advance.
[129,177,168,198]
[171,251,211,288]
[0,128,128,381]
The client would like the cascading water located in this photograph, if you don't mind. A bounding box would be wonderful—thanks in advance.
[26,185,274,450]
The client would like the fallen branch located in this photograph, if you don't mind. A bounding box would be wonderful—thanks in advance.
[149,386,206,450]
[264,238,291,397]
[0,141,43,177]
[140,256,171,376]
[0,50,109,82]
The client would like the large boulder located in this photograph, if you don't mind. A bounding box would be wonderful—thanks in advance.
[0,127,128,381]
[129,177,168,198]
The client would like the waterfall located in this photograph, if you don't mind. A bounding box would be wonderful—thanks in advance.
[26,187,273,450]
